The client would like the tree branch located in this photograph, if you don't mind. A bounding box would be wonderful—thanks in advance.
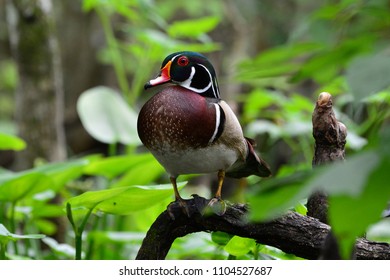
[136,197,390,260]
[308,92,347,223]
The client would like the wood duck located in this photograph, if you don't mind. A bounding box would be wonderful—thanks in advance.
[137,51,271,216]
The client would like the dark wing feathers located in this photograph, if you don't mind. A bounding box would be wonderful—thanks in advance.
[226,137,271,178]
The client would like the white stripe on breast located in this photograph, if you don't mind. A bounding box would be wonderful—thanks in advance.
[209,103,221,143]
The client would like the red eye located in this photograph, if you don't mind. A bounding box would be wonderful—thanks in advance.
[177,56,189,66]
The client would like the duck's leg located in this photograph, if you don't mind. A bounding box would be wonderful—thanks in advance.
[208,170,227,216]
[215,170,225,199]
[167,176,191,219]
[171,176,182,202]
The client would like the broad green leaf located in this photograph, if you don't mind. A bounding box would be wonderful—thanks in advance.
[167,17,219,38]
[249,175,307,221]
[211,231,233,246]
[249,150,387,259]
[249,151,380,221]
[237,42,323,81]
[242,89,282,120]
[346,52,390,101]
[84,153,155,179]
[245,42,323,66]
[304,151,379,197]
[0,224,45,245]
[366,219,390,243]
[224,236,256,257]
[128,196,175,231]
[35,219,57,235]
[0,172,52,202]
[77,86,140,145]
[292,49,343,83]
[0,159,88,203]
[328,156,390,259]
[87,231,145,244]
[346,131,368,150]
[42,237,76,258]
[32,204,65,218]
[110,158,164,187]
[95,183,185,215]
[237,63,298,80]
[66,186,129,211]
[0,133,26,151]
[32,158,90,191]
[66,182,186,215]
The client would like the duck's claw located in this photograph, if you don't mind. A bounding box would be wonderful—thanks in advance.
[167,198,191,220]
[207,197,226,216]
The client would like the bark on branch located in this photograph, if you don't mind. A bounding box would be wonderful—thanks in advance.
[308,92,347,223]
[136,197,390,260]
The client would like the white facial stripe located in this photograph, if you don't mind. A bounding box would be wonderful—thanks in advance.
[209,103,221,143]
[213,76,220,99]
[178,66,212,93]
[180,66,196,88]
[197,63,220,99]
[170,54,181,62]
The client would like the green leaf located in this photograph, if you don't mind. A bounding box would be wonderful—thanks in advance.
[32,204,65,218]
[87,231,145,244]
[82,0,100,11]
[250,151,380,221]
[328,156,390,259]
[224,236,256,257]
[242,89,281,120]
[237,42,323,81]
[250,150,388,259]
[35,219,57,235]
[346,52,390,101]
[95,183,185,215]
[167,16,219,38]
[32,158,90,191]
[0,224,45,245]
[294,202,307,215]
[84,153,155,179]
[66,186,129,211]
[77,86,141,145]
[305,151,380,197]
[66,182,186,215]
[0,133,26,151]
[110,158,164,187]
[42,237,76,258]
[211,231,233,246]
[0,172,52,203]
[367,219,390,243]
[249,171,310,221]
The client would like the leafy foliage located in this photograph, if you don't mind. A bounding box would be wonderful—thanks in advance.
[77,86,140,145]
[0,133,26,151]
[237,0,390,258]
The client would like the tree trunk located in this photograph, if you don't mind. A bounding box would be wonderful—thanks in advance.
[6,0,66,170]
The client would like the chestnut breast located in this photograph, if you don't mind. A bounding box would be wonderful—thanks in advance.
[137,86,218,153]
